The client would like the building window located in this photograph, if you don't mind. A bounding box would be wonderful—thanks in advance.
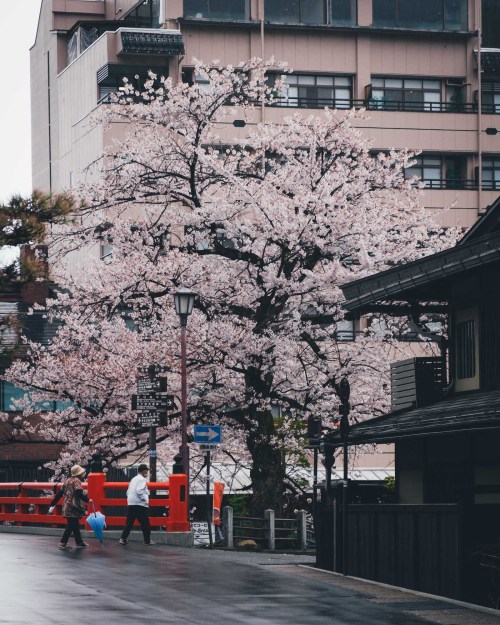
[97,65,165,103]
[331,0,356,25]
[270,74,352,109]
[406,156,442,188]
[184,0,248,20]
[123,0,161,28]
[265,0,356,26]
[482,82,500,114]
[100,242,113,262]
[405,155,469,190]
[373,0,467,31]
[482,0,500,47]
[0,381,65,412]
[334,320,355,341]
[482,158,500,190]
[456,320,476,379]
[369,77,441,111]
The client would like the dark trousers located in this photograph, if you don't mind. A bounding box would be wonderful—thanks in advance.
[121,505,151,542]
[61,517,84,545]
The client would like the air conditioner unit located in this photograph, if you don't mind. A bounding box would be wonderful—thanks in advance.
[390,357,445,412]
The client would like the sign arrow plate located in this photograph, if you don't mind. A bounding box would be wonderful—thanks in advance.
[193,425,222,444]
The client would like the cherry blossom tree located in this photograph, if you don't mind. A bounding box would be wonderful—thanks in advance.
[3,59,455,514]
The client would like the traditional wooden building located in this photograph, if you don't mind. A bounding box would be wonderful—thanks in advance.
[317,197,500,607]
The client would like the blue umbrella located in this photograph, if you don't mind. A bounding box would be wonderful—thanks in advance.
[86,503,106,544]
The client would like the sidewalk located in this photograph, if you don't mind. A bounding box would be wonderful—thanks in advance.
[284,563,500,625]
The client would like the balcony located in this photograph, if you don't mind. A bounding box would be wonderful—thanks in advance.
[367,100,477,114]
[417,179,478,190]
[268,96,477,114]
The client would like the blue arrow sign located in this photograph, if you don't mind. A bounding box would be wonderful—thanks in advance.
[193,425,222,444]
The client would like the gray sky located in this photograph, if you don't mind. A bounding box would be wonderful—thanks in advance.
[0,1,42,204]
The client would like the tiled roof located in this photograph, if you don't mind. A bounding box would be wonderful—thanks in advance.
[325,389,500,447]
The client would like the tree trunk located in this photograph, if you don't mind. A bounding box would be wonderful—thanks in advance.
[247,409,286,517]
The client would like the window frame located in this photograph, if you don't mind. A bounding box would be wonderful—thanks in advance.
[269,73,353,110]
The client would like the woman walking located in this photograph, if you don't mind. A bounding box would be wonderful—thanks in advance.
[48,464,93,549]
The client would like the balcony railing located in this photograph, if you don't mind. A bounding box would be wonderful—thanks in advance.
[367,100,477,114]
[268,97,477,113]
[417,179,478,190]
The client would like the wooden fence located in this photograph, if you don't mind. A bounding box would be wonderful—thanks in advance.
[221,507,309,550]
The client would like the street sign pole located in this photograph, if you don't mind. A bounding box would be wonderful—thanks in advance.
[149,427,157,483]
[205,449,213,550]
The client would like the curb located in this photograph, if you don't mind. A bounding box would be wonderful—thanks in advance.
[0,524,194,547]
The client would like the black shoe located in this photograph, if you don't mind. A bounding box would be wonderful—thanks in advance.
[119,538,128,545]
[143,541,156,545]
[76,542,89,548]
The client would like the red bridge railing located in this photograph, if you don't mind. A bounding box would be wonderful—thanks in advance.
[0,471,189,532]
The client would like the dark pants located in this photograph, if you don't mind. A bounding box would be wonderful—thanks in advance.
[61,517,84,545]
[121,505,151,542]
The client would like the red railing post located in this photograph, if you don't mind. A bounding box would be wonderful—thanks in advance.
[87,471,106,513]
[166,473,190,532]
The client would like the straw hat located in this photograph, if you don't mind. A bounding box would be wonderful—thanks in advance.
[71,464,86,477]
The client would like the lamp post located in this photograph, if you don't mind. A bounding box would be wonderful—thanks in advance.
[338,376,350,575]
[173,287,196,493]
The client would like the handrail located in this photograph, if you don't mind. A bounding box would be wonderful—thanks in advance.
[0,472,189,532]
[266,97,479,113]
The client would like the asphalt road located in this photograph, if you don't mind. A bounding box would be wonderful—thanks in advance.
[1,534,499,625]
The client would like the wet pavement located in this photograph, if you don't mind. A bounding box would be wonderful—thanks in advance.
[1,533,499,625]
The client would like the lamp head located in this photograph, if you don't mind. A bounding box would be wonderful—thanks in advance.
[174,287,196,322]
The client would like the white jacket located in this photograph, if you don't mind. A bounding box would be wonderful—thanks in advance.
[127,474,150,507]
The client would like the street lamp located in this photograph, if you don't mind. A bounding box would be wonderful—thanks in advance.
[173,287,196,491]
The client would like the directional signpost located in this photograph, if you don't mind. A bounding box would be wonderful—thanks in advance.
[193,425,222,445]
[132,367,176,481]
[193,425,223,550]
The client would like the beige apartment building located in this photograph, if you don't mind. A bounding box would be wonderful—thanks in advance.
[31,0,500,234]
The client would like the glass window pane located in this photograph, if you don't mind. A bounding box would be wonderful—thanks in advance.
[317,76,334,86]
[317,87,334,98]
[419,0,442,29]
[266,0,299,22]
[444,0,467,30]
[301,0,325,24]
[423,167,441,179]
[184,0,208,17]
[210,0,247,19]
[297,75,316,85]
[385,90,403,101]
[424,91,441,111]
[372,78,383,87]
[334,76,351,86]
[335,89,351,107]
[373,0,397,26]
[385,79,402,88]
[285,75,298,85]
[286,86,298,106]
[404,80,422,89]
[331,0,356,25]
[424,158,441,167]
[398,1,421,28]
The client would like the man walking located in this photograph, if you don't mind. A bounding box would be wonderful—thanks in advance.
[119,464,155,545]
